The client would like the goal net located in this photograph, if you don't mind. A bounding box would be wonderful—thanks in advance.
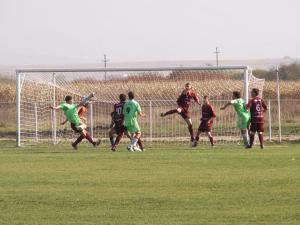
[16,66,264,147]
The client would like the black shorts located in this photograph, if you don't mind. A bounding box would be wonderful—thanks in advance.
[71,123,84,133]
[114,125,126,135]
[198,121,213,132]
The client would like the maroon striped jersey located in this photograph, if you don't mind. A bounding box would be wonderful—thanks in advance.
[201,104,216,121]
[247,96,267,123]
[177,90,199,109]
[112,101,125,127]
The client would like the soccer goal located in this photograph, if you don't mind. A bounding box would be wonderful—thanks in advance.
[16,66,264,147]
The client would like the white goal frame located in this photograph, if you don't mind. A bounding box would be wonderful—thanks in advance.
[16,66,250,147]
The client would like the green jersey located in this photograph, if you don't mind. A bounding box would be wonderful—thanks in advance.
[123,99,141,131]
[230,98,250,129]
[59,103,80,126]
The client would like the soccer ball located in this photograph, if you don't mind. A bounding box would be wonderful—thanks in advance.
[127,145,134,152]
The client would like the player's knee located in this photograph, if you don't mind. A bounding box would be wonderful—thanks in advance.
[258,132,263,135]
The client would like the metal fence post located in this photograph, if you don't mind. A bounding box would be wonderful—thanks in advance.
[16,72,21,147]
[276,66,282,142]
[268,99,272,142]
[35,103,38,141]
[149,100,153,143]
[89,103,94,139]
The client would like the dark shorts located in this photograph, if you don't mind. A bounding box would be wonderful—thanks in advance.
[178,107,190,119]
[114,125,126,135]
[250,123,264,133]
[198,121,213,132]
[71,123,84,133]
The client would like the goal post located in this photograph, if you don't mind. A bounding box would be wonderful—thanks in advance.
[16,66,263,147]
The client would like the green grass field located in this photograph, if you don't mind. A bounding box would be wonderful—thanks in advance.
[0,141,299,225]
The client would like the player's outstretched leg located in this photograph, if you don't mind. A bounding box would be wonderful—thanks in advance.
[83,131,101,147]
[161,109,178,117]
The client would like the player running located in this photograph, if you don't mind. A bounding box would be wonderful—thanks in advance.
[50,93,100,150]
[221,91,250,148]
[160,83,200,142]
[193,96,216,147]
[247,88,268,149]
[123,91,145,152]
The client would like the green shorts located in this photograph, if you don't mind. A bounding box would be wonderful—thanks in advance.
[237,116,250,129]
[125,123,141,133]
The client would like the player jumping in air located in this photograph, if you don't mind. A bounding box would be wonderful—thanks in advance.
[247,88,268,149]
[221,91,251,148]
[193,96,216,147]
[123,91,145,152]
[160,83,200,142]
[50,93,100,150]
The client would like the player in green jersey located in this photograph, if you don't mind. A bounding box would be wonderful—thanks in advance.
[123,91,145,152]
[50,93,100,150]
[221,91,250,147]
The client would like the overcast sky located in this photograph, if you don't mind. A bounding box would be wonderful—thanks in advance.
[0,0,299,66]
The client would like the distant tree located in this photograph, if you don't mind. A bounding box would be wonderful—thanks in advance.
[253,63,300,80]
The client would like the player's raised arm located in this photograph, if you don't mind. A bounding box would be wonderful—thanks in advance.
[50,105,61,110]
[193,92,201,105]
[221,102,231,110]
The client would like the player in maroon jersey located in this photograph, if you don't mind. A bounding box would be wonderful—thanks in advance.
[247,88,268,149]
[109,94,144,151]
[193,96,216,147]
[160,83,200,142]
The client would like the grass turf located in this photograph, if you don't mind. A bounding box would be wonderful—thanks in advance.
[0,141,299,225]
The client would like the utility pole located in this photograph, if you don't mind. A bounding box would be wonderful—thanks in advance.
[213,47,221,67]
[102,54,109,80]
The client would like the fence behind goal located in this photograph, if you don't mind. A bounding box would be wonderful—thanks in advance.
[16,66,265,146]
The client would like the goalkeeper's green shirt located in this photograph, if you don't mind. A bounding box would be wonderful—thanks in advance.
[123,99,141,128]
[59,103,80,126]
[230,98,250,128]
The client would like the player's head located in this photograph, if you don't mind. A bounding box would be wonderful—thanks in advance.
[203,95,209,104]
[128,91,135,100]
[185,82,192,90]
[119,93,126,102]
[232,91,241,99]
[82,96,90,107]
[65,95,73,104]
[251,88,259,97]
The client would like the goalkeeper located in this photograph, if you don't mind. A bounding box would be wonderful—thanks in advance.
[50,93,100,150]
[221,91,250,148]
